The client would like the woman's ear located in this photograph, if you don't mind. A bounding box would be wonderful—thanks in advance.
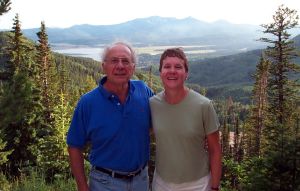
[185,73,189,80]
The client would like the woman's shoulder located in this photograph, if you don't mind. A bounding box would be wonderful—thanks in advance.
[188,89,211,104]
[150,91,164,102]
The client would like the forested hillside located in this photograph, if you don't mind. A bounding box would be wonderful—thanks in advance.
[188,49,261,87]
[188,34,300,102]
[189,35,300,88]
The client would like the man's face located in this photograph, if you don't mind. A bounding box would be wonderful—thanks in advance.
[102,44,135,86]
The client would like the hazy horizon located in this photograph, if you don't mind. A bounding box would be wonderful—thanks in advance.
[0,0,299,29]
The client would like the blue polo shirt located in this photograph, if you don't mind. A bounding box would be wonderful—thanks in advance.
[67,77,153,172]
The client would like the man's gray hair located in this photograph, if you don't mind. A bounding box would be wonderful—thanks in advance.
[101,41,137,64]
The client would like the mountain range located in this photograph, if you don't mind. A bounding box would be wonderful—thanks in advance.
[19,16,268,51]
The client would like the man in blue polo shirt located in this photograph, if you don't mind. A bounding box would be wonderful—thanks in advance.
[67,42,153,191]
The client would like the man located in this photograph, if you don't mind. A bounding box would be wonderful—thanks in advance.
[67,42,153,191]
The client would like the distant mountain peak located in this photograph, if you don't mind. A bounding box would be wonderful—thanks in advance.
[21,16,268,49]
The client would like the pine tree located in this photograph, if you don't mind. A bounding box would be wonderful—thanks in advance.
[259,5,300,190]
[82,75,97,94]
[5,14,22,79]
[0,0,11,16]
[0,0,11,88]
[219,99,230,157]
[260,5,299,130]
[0,14,43,176]
[0,72,43,176]
[291,113,300,189]
[36,21,54,122]
[233,117,242,162]
[0,129,12,165]
[248,55,270,157]
[34,22,72,180]
[35,89,71,181]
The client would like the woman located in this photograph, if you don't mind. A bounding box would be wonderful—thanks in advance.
[150,48,222,191]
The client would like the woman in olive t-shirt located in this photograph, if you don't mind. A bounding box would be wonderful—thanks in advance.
[150,48,222,191]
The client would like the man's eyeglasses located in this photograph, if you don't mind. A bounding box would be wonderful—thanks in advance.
[105,57,133,66]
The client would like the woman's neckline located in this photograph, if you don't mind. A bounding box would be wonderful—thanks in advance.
[163,87,190,105]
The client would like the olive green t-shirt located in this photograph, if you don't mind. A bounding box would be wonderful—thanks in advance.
[150,89,219,183]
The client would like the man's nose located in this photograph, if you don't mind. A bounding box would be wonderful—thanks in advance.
[115,60,125,67]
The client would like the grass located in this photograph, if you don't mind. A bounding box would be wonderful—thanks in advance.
[0,171,76,191]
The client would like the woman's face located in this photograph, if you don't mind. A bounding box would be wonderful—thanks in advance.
[160,56,188,90]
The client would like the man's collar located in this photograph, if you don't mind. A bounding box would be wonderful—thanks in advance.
[98,76,135,99]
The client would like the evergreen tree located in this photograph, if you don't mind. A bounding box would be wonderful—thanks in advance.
[259,5,300,190]
[0,0,11,16]
[233,117,241,161]
[4,14,35,77]
[50,89,72,175]
[5,14,22,79]
[35,88,71,181]
[290,112,300,190]
[221,116,230,156]
[0,72,42,176]
[81,75,97,94]
[35,21,55,122]
[0,129,12,165]
[34,22,71,180]
[248,55,270,157]
[218,99,230,157]
[0,32,12,83]
[0,14,42,176]
[0,0,11,90]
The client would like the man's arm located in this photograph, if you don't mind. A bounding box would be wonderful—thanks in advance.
[68,147,89,191]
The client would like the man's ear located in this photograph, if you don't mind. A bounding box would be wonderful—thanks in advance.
[102,63,106,73]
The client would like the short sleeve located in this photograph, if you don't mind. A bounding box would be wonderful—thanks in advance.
[203,101,220,135]
[66,97,88,148]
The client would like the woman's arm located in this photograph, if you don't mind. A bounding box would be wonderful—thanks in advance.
[207,131,222,190]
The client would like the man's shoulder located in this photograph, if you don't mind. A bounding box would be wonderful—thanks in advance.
[130,79,147,87]
[130,80,154,96]
[79,87,100,102]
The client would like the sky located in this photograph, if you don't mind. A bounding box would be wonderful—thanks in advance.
[0,0,300,29]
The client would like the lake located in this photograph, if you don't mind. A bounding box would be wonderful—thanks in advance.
[52,44,218,61]
[52,46,104,61]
